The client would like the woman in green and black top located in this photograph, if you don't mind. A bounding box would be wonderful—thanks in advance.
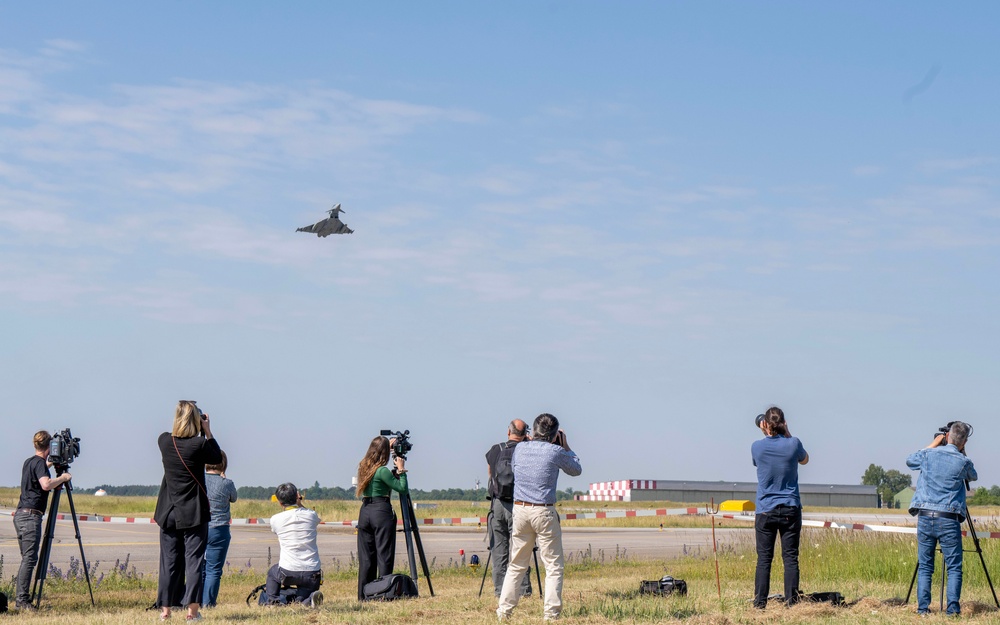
[356,435,408,599]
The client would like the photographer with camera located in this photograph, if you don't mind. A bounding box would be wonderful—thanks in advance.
[497,413,581,622]
[485,419,533,599]
[355,435,408,600]
[906,421,977,616]
[154,400,223,622]
[751,406,809,609]
[201,451,237,608]
[13,431,72,611]
[263,483,323,607]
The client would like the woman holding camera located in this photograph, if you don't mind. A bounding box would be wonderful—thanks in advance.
[751,406,809,609]
[201,450,237,608]
[355,436,407,600]
[154,400,223,621]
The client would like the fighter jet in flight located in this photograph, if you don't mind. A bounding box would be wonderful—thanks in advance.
[296,204,354,237]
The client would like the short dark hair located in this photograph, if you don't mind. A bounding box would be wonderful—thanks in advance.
[532,413,559,442]
[206,450,228,474]
[275,482,299,506]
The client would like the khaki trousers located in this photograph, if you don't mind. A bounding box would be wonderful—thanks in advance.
[497,504,564,620]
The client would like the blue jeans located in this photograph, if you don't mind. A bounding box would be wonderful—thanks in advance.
[201,525,232,607]
[917,515,963,615]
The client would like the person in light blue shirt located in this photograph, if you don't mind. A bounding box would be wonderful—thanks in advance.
[906,421,977,616]
[497,413,581,621]
[751,406,808,609]
[201,450,237,607]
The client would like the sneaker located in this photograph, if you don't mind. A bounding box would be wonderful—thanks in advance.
[308,591,324,608]
[185,615,202,622]
[16,602,38,612]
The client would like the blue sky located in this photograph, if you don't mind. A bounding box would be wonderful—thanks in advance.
[2,3,999,494]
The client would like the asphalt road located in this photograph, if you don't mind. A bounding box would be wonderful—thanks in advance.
[0,513,751,577]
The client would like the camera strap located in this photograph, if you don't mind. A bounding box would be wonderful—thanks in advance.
[172,436,208,498]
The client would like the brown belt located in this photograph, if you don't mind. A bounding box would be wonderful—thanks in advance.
[514,501,553,507]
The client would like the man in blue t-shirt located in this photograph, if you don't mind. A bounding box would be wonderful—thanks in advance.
[751,407,808,609]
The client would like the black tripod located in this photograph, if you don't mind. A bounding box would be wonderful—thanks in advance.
[396,473,434,597]
[478,507,542,598]
[32,466,95,608]
[904,502,999,610]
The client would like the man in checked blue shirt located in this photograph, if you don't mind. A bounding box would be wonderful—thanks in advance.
[906,421,977,616]
[497,413,582,621]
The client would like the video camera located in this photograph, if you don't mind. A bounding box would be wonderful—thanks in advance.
[49,428,81,468]
[935,421,973,440]
[380,429,412,459]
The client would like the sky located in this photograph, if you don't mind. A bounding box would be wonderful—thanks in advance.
[2,3,999,495]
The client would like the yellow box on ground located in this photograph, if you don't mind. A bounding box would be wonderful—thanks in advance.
[719,500,755,512]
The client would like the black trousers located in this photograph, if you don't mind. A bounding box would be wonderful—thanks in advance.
[157,509,208,608]
[264,565,321,603]
[357,498,396,599]
[754,505,802,608]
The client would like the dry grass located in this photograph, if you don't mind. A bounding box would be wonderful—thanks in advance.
[6,526,1000,624]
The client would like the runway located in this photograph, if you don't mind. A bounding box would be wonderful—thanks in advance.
[0,512,750,576]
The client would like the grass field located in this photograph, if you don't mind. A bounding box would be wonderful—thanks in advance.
[3,516,1000,623]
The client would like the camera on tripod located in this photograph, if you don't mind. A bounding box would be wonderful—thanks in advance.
[49,428,81,468]
[380,429,412,459]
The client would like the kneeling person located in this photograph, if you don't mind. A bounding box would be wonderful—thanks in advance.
[266,483,323,607]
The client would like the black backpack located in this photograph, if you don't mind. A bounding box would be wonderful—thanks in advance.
[362,574,418,601]
[493,443,517,501]
[0,591,8,614]
[640,576,688,596]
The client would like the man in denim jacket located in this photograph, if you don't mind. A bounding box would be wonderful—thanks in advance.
[906,421,977,616]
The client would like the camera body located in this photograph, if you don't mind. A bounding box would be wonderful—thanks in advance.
[49,428,81,468]
[380,429,412,459]
[935,421,973,440]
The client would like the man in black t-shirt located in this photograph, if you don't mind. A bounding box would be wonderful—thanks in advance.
[14,431,72,610]
[484,419,532,598]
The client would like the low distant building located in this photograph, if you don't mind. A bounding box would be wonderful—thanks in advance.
[893,487,915,509]
[576,479,878,508]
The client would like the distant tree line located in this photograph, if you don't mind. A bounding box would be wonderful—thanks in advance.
[968,486,1000,506]
[80,482,581,501]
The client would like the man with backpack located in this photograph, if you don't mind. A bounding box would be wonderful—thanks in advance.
[485,419,533,599]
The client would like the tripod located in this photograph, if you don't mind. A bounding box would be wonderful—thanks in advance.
[32,466,95,608]
[396,473,434,597]
[478,507,542,598]
[904,503,999,610]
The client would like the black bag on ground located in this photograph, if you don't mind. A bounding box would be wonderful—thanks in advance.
[803,591,844,605]
[0,591,8,614]
[363,574,419,601]
[640,576,688,596]
[246,584,308,606]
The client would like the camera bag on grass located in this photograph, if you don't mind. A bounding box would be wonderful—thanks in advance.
[639,576,687,596]
[362,574,418,601]
[0,591,8,614]
[246,584,309,606]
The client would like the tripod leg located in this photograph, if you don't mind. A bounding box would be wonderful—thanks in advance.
[939,550,945,613]
[64,482,96,606]
[398,492,419,582]
[478,550,492,598]
[964,510,1000,608]
[533,547,542,596]
[905,560,917,604]
[33,488,62,608]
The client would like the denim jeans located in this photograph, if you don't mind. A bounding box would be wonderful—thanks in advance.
[916,515,964,615]
[753,505,802,608]
[14,511,43,605]
[201,524,232,607]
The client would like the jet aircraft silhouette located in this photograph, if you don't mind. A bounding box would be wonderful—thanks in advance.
[296,204,354,237]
